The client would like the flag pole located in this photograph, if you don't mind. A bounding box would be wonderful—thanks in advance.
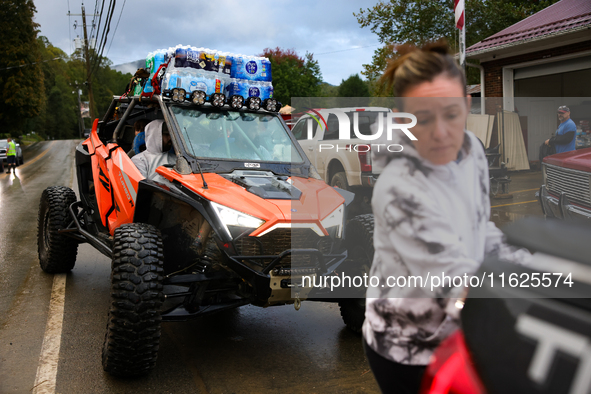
[460,22,466,72]
[455,0,466,73]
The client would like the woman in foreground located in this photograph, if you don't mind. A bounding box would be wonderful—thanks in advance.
[362,41,530,393]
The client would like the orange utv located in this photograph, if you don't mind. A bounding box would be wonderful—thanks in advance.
[37,95,374,377]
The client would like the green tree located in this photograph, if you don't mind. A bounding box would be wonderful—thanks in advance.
[320,82,339,97]
[338,74,370,97]
[29,36,79,139]
[0,0,45,135]
[91,60,131,118]
[27,38,132,140]
[355,0,560,94]
[259,47,323,105]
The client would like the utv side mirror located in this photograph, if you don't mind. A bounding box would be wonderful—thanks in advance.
[174,156,192,175]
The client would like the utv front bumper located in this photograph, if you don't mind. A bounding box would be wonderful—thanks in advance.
[223,246,348,304]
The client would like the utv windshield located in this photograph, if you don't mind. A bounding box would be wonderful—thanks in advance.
[170,106,304,163]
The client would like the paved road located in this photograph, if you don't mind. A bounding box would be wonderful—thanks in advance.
[0,141,379,393]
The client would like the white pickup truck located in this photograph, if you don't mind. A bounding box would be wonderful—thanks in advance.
[291,107,391,215]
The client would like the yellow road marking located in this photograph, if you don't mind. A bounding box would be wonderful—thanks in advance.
[512,187,541,193]
[491,200,538,208]
[0,141,56,179]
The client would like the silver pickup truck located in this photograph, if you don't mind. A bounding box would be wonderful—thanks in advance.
[291,107,391,215]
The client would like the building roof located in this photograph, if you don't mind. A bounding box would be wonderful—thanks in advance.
[467,0,591,56]
[467,84,481,95]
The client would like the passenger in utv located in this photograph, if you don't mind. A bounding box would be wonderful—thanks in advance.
[127,118,150,158]
[131,119,175,181]
[362,40,531,394]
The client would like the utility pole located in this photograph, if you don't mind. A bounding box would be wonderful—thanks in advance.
[68,4,99,120]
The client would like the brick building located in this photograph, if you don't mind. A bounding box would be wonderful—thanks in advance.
[466,0,591,162]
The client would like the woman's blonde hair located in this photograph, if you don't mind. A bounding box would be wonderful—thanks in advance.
[380,40,466,97]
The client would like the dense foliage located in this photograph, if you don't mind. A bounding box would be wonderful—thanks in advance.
[338,74,370,97]
[259,47,323,106]
[355,0,560,95]
[0,0,45,135]
[0,2,131,139]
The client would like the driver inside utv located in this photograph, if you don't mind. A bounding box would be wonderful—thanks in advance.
[131,119,175,181]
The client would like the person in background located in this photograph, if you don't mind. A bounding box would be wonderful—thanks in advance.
[5,137,17,174]
[128,119,151,158]
[362,40,531,394]
[545,106,576,153]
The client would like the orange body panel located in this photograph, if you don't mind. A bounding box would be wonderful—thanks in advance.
[87,120,144,235]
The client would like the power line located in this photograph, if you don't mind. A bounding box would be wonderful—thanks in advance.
[105,0,127,58]
[90,0,116,78]
[89,0,107,74]
[67,0,72,56]
[0,57,61,71]
[89,0,100,40]
[314,44,380,56]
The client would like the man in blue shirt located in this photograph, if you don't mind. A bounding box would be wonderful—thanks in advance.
[545,106,577,153]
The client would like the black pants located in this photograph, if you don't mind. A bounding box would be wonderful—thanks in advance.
[363,340,426,394]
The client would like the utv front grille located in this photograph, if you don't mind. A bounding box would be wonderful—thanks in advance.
[545,164,591,208]
[233,228,333,274]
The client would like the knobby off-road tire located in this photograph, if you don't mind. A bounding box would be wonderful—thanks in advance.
[102,223,165,378]
[37,186,78,273]
[339,214,374,334]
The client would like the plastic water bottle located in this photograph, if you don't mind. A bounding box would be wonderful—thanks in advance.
[261,57,272,82]
[247,81,262,98]
[219,52,233,77]
[186,46,201,70]
[174,46,189,68]
[260,82,274,100]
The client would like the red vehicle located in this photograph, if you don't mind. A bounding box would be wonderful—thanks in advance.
[538,147,591,220]
[420,218,591,394]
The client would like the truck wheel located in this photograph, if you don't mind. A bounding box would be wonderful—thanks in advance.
[37,186,78,273]
[338,214,374,334]
[102,223,164,378]
[330,171,349,191]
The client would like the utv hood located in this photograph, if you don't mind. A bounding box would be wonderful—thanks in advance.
[156,167,345,237]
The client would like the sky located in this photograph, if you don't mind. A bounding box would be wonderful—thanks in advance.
[33,0,383,86]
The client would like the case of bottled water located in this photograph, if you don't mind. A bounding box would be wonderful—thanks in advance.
[145,45,273,104]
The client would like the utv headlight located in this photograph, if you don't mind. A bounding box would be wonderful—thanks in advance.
[172,88,186,102]
[263,98,277,112]
[246,97,261,111]
[191,90,206,105]
[320,204,345,238]
[211,202,265,239]
[230,95,244,110]
[211,93,225,108]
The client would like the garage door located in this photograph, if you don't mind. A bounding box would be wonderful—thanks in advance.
[514,55,591,97]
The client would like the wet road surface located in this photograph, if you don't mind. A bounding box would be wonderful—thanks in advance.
[0,140,547,393]
[0,141,379,393]
[490,171,545,228]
